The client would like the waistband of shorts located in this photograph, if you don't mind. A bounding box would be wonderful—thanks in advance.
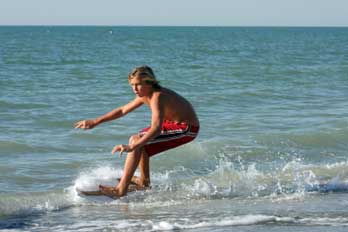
[163,120,199,132]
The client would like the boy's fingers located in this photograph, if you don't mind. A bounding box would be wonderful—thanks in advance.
[111,146,118,154]
[74,120,95,129]
[119,146,125,157]
[74,121,84,128]
[112,145,122,154]
[111,145,127,156]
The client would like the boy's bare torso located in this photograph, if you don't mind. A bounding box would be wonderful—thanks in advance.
[141,87,199,127]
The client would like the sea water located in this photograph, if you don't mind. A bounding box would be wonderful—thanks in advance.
[0,26,348,231]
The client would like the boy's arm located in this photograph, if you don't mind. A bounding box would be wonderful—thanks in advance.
[129,95,164,150]
[74,97,143,129]
[111,95,164,155]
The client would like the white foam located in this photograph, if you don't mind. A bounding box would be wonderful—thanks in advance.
[299,217,348,226]
[68,165,124,203]
[150,214,293,230]
[34,214,286,231]
[152,221,177,230]
[150,214,348,230]
[192,178,217,196]
[20,214,348,232]
[65,158,348,206]
[74,165,122,191]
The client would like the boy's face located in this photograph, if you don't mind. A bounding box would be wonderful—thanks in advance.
[130,77,152,97]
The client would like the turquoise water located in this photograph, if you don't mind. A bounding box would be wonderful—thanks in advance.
[1,26,348,231]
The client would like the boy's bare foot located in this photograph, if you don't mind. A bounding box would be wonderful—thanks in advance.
[127,184,151,192]
[99,185,124,199]
[117,176,151,188]
[130,176,151,187]
[117,177,137,186]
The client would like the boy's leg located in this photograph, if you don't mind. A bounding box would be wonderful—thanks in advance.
[123,151,151,192]
[116,144,142,195]
[131,150,150,188]
[99,134,143,197]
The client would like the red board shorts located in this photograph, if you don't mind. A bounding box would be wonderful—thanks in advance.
[139,120,199,157]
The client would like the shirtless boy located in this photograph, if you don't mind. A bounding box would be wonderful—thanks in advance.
[74,65,200,198]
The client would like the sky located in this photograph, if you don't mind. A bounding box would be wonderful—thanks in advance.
[0,0,348,26]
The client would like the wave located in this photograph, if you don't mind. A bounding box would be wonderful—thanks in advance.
[0,140,73,154]
[0,141,41,154]
[1,164,348,231]
[0,100,49,110]
[4,166,347,230]
[68,155,348,205]
[0,191,72,220]
[10,214,348,231]
[279,129,348,148]
[3,58,92,66]
[2,143,348,222]
[253,126,348,153]
[150,215,348,230]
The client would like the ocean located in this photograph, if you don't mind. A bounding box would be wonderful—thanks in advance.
[0,26,348,231]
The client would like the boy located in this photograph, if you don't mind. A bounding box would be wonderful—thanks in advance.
[74,65,199,198]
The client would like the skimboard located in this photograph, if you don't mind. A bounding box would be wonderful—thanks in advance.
[76,181,149,202]
[76,188,104,196]
[76,188,117,203]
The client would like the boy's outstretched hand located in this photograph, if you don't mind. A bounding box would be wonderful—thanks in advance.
[112,144,134,157]
[74,120,97,129]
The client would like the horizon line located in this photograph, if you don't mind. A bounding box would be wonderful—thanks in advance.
[1,24,348,28]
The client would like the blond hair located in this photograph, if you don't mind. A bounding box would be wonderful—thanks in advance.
[128,65,161,89]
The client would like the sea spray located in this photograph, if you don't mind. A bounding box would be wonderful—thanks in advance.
[65,152,348,206]
[2,152,344,220]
